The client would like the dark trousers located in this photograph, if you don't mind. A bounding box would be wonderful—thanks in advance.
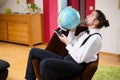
[25,48,86,80]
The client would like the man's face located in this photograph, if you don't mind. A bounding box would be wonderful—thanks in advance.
[86,11,98,26]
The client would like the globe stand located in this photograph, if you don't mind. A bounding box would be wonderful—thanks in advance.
[54,29,63,36]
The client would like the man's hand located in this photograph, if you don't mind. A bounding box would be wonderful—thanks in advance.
[58,34,70,46]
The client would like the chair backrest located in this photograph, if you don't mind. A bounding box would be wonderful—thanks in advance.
[45,28,68,57]
[45,26,88,57]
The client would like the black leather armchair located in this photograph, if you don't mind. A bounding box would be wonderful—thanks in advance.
[0,59,10,80]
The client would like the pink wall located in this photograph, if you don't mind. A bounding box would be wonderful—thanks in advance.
[68,0,79,10]
[43,0,58,43]
[68,0,95,16]
[86,0,95,16]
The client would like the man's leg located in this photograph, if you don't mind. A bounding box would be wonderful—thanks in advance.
[40,58,84,80]
[25,48,62,80]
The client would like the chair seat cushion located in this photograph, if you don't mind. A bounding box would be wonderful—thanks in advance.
[0,59,10,70]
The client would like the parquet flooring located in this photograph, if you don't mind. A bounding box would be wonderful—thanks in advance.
[0,42,120,80]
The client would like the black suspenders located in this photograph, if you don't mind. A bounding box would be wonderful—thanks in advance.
[80,33,102,47]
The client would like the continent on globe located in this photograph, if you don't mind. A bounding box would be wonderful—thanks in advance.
[58,6,81,31]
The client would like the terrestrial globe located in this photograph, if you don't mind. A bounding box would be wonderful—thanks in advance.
[58,6,80,31]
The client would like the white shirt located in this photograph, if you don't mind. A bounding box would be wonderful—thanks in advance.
[65,28,102,64]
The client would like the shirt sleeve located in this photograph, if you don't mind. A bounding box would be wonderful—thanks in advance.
[67,31,75,42]
[66,35,102,63]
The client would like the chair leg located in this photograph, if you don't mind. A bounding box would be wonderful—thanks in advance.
[32,59,41,80]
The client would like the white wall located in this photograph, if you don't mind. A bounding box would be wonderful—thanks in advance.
[0,0,26,13]
[0,0,8,8]
[0,0,65,14]
[34,0,43,13]
[0,0,43,14]
[96,0,120,54]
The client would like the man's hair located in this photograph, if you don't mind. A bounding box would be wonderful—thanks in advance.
[95,10,110,28]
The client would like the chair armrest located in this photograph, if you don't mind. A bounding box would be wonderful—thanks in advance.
[0,59,10,70]
[81,60,99,80]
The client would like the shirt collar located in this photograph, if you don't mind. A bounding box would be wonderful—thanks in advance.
[88,28,101,34]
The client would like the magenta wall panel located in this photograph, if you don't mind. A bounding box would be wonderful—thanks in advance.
[86,0,95,16]
[68,0,79,10]
[43,0,58,43]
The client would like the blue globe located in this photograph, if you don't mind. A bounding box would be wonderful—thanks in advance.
[58,6,80,31]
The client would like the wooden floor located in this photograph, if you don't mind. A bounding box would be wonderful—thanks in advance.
[0,42,120,80]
